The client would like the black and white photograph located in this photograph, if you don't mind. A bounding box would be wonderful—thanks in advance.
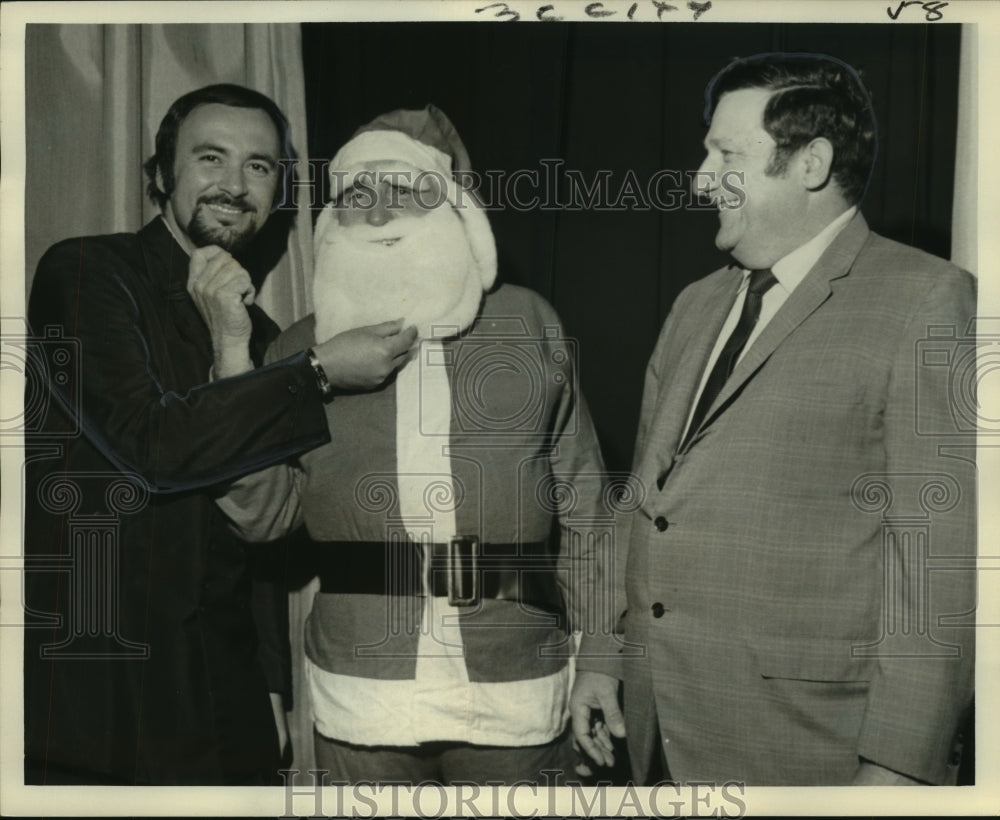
[1,1,996,816]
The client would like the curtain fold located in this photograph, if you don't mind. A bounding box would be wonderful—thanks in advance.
[25,25,145,286]
[245,23,315,325]
[951,23,977,273]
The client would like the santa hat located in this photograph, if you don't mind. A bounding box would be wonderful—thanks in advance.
[313,105,497,292]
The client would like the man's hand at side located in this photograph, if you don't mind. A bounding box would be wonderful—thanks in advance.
[570,670,626,772]
[314,318,418,391]
[187,245,256,378]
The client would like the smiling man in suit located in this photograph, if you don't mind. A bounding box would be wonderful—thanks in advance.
[570,52,976,786]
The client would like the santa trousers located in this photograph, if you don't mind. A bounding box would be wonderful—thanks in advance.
[313,727,577,786]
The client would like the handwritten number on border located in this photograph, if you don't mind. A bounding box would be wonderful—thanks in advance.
[887,1,948,21]
[476,2,521,21]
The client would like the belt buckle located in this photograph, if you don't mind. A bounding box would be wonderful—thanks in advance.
[447,536,479,607]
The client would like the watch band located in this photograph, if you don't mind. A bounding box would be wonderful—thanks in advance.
[307,348,333,398]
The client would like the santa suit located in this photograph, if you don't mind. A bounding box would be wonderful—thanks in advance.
[221,282,609,751]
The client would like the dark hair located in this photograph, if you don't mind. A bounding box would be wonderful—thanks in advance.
[143,83,296,211]
[704,53,878,205]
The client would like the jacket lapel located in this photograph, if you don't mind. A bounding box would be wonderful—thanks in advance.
[687,213,872,444]
[639,268,742,479]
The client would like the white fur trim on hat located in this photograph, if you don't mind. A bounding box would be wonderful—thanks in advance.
[329,130,453,199]
[319,129,497,292]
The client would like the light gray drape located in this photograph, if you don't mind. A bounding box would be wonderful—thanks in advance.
[951,23,977,274]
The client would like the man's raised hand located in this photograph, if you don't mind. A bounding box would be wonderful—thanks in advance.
[187,245,256,378]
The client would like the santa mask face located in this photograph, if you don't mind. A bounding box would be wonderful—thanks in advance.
[313,175,485,344]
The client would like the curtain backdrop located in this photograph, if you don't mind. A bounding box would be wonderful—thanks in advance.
[952,23,977,272]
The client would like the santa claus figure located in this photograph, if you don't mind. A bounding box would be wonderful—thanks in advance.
[219,106,609,784]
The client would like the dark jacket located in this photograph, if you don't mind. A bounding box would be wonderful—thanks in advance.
[23,218,330,784]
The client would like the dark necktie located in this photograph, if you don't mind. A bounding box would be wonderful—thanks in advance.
[680,268,778,450]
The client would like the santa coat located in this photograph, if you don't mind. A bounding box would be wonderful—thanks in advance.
[221,284,610,747]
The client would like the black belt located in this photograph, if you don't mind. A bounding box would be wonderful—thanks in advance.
[315,538,564,613]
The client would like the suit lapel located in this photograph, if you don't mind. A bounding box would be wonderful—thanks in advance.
[639,269,741,479]
[689,213,872,443]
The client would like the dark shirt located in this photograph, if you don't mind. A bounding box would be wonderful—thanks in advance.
[23,218,330,784]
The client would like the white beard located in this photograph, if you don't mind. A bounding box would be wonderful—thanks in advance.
[313,205,484,343]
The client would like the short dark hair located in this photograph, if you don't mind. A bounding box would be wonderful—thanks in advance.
[705,53,878,205]
[143,83,296,211]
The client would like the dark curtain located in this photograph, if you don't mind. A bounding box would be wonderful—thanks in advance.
[301,22,960,474]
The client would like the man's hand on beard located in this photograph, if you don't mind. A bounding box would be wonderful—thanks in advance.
[187,245,256,378]
[314,318,418,391]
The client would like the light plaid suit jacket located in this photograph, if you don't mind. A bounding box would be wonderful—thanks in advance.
[578,213,976,785]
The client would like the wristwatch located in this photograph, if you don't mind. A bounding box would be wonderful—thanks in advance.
[306,348,333,398]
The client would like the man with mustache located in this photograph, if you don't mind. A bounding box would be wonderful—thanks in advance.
[24,84,415,785]
[219,106,609,784]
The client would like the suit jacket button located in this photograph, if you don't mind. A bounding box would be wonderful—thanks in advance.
[654,516,668,532]
[652,602,665,618]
